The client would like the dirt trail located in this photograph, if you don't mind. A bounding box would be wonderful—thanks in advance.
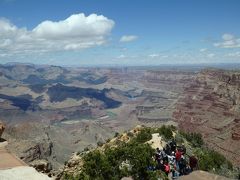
[0,141,26,170]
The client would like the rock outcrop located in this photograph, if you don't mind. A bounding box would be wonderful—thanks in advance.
[0,121,5,138]
[29,159,52,174]
[22,142,53,162]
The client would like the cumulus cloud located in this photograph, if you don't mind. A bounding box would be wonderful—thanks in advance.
[214,33,240,48]
[149,54,159,58]
[120,35,138,42]
[0,13,115,56]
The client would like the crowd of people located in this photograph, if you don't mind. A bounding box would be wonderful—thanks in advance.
[153,139,198,179]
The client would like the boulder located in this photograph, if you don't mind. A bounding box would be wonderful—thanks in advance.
[29,159,52,173]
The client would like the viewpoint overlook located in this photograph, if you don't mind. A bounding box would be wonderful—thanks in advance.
[1,0,240,179]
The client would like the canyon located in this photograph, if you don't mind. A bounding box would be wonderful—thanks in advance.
[0,63,240,176]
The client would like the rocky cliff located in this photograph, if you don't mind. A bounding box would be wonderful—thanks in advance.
[173,69,240,166]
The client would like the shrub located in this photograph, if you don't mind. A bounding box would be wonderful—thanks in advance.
[63,173,77,180]
[127,131,134,137]
[196,148,233,172]
[175,133,184,144]
[180,131,203,147]
[76,139,158,179]
[135,128,152,143]
[80,150,115,180]
[157,125,173,140]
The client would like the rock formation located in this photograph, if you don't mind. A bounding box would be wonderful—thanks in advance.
[173,69,240,165]
[0,121,5,138]
[29,159,52,174]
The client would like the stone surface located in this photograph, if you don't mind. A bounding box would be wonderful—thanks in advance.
[29,159,52,173]
[0,166,51,180]
[0,140,27,170]
[179,170,231,180]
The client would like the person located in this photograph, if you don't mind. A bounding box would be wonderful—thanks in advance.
[168,152,177,179]
[170,139,177,152]
[185,162,192,175]
[155,148,160,160]
[178,156,187,176]
[165,143,171,155]
[161,149,168,162]
[189,155,198,171]
[175,149,182,162]
[171,164,179,179]
[164,161,171,176]
[168,151,176,166]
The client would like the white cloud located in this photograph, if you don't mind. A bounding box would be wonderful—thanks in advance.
[117,54,126,59]
[222,33,234,41]
[0,13,115,56]
[119,35,138,42]
[199,48,207,52]
[148,54,159,58]
[207,53,215,58]
[214,33,240,48]
[227,51,240,57]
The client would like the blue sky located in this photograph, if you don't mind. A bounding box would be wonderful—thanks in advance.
[0,0,240,66]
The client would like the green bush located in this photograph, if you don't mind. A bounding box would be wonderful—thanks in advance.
[180,131,203,147]
[134,128,152,143]
[157,125,173,140]
[80,150,115,180]
[76,139,158,180]
[63,173,78,180]
[196,148,233,172]
[127,131,134,137]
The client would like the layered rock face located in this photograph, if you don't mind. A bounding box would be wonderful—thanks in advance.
[0,121,5,138]
[173,69,240,165]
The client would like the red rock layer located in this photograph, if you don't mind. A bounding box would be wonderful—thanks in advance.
[173,69,240,166]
